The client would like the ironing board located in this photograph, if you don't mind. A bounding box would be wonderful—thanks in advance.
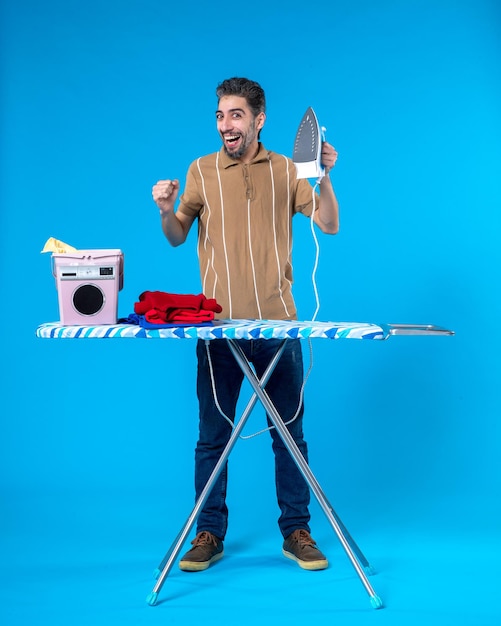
[36,319,454,610]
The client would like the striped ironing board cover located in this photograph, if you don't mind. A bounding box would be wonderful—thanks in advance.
[36,320,386,340]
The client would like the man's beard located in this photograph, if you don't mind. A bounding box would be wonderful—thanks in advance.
[223,121,257,160]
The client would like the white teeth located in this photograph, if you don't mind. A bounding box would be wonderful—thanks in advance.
[226,135,239,141]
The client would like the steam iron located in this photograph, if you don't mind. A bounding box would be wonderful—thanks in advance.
[292,107,325,181]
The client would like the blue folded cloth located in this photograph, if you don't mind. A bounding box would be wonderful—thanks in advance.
[119,313,213,329]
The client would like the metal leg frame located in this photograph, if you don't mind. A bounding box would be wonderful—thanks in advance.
[226,340,383,610]
[146,340,289,606]
[147,339,383,610]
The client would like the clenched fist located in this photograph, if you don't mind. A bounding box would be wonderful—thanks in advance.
[152,179,180,214]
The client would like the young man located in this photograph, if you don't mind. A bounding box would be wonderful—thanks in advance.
[152,77,339,572]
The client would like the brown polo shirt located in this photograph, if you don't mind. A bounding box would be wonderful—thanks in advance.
[177,144,319,320]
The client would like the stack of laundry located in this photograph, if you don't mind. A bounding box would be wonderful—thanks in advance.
[133,290,223,325]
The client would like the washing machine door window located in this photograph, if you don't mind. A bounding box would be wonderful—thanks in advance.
[73,284,105,316]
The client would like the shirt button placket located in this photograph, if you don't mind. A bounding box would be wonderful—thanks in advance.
[243,164,252,199]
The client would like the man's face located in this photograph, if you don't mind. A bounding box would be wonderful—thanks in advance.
[216,95,265,161]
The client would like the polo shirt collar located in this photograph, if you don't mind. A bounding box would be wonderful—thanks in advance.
[219,143,270,168]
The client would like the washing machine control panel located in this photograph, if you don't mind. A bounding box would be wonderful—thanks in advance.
[58,265,116,280]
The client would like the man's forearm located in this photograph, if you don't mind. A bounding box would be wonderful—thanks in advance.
[160,210,189,246]
[316,175,339,234]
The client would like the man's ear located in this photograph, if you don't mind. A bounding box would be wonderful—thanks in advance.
[256,112,266,131]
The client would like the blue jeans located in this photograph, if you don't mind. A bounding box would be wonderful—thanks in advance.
[194,338,311,540]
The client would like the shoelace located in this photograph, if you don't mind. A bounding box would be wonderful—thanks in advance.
[192,531,218,547]
[292,529,316,547]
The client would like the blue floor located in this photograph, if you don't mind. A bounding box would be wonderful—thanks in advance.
[1,488,499,626]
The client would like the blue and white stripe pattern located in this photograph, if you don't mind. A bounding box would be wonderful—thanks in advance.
[36,320,386,340]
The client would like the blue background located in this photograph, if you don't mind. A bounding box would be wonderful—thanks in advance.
[1,0,500,624]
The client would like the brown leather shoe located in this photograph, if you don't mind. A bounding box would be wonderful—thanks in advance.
[179,531,224,572]
[282,529,328,570]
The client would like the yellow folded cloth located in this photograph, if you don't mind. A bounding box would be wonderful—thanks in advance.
[41,237,78,254]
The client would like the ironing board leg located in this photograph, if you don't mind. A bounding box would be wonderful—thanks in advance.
[226,341,372,569]
[226,340,383,610]
[146,340,289,606]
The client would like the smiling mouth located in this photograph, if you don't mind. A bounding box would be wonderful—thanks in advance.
[225,134,241,147]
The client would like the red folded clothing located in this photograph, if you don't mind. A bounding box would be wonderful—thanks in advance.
[134,290,222,324]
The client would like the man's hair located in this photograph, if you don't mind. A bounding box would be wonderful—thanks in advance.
[216,77,266,117]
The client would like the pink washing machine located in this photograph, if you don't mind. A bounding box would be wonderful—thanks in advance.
[52,249,124,325]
